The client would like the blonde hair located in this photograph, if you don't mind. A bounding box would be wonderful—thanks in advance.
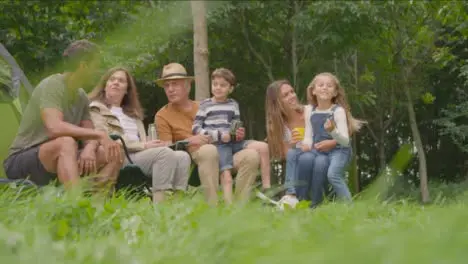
[265,80,303,159]
[88,67,144,120]
[306,72,366,135]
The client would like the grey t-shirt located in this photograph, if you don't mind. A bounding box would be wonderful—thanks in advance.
[8,73,91,155]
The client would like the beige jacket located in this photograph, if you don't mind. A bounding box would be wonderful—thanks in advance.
[89,101,147,152]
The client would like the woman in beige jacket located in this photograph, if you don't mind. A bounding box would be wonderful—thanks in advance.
[88,67,190,203]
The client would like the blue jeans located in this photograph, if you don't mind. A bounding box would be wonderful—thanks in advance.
[326,147,352,202]
[217,141,249,171]
[295,150,330,207]
[284,148,303,195]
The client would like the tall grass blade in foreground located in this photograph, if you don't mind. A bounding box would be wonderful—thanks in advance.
[358,143,413,202]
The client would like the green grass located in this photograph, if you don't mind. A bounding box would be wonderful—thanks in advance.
[0,185,467,263]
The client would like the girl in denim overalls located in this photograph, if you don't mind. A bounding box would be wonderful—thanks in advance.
[301,73,365,207]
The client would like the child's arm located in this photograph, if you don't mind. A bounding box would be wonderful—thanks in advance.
[302,105,314,148]
[329,107,350,146]
[192,101,220,142]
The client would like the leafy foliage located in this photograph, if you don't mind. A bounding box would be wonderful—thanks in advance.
[2,0,468,186]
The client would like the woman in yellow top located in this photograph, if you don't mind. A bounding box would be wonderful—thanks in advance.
[88,67,190,203]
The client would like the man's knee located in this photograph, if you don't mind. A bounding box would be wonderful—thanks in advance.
[236,149,260,168]
[39,137,78,163]
[174,150,191,165]
[148,147,175,160]
[193,144,218,162]
[56,136,78,154]
[255,141,269,155]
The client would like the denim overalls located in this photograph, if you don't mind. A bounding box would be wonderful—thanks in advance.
[309,104,352,203]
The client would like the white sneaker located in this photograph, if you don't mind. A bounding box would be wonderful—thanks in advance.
[278,195,299,210]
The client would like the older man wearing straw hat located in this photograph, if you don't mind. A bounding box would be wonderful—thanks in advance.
[154,63,260,205]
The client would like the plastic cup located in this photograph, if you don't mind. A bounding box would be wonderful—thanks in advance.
[292,127,305,140]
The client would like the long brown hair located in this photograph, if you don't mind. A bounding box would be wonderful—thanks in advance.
[88,67,144,120]
[306,72,365,135]
[265,80,303,159]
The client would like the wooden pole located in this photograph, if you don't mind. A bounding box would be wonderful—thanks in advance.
[191,0,210,100]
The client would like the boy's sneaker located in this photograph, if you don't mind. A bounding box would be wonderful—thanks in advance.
[278,195,299,210]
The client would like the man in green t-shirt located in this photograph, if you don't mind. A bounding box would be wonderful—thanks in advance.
[3,40,122,189]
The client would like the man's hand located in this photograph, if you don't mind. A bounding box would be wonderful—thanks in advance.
[314,140,337,152]
[144,140,167,149]
[78,144,97,176]
[221,132,231,143]
[236,127,245,141]
[98,132,122,162]
[188,134,211,146]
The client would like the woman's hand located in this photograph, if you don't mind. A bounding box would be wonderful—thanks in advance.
[291,130,303,144]
[145,140,167,149]
[78,144,97,176]
[98,132,123,163]
[301,144,311,152]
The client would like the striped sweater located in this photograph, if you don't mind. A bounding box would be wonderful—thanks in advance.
[192,98,240,143]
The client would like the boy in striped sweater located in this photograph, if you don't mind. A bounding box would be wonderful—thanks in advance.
[192,68,270,204]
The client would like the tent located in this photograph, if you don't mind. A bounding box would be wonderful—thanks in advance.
[0,43,33,178]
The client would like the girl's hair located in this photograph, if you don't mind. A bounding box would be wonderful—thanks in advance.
[88,67,144,120]
[306,72,366,136]
[265,79,303,159]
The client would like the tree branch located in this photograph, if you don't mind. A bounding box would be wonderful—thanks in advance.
[298,24,331,67]
[240,8,274,82]
[356,101,379,141]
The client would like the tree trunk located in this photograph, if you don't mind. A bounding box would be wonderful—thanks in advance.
[463,159,468,180]
[191,0,210,100]
[378,131,386,171]
[349,134,360,194]
[349,49,360,193]
[404,77,430,203]
[247,107,254,139]
[290,0,299,89]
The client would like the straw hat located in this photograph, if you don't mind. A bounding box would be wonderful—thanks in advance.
[155,63,194,87]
